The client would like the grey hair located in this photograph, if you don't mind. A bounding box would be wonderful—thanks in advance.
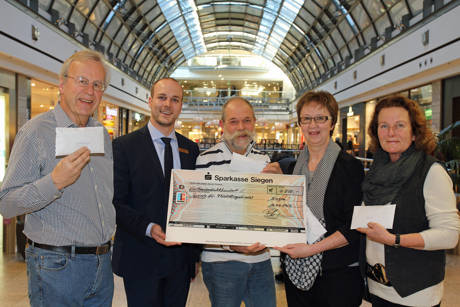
[60,50,110,86]
[221,97,255,121]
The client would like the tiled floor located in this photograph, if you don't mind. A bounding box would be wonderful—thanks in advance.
[1,252,459,306]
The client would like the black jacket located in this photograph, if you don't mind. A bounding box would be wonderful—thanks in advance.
[321,151,364,270]
[285,151,364,270]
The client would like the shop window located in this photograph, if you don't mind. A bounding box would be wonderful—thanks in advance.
[30,80,58,118]
[97,101,120,139]
[346,114,360,156]
[0,89,8,182]
[128,111,149,133]
[410,84,432,126]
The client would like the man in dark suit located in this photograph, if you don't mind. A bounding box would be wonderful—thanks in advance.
[112,77,201,306]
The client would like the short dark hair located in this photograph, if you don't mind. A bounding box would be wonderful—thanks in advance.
[368,95,436,154]
[150,77,183,100]
[221,97,255,121]
[296,90,338,135]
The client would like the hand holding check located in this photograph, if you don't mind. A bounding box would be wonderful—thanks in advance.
[151,224,182,246]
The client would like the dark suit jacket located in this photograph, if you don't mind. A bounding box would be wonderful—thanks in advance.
[111,125,201,279]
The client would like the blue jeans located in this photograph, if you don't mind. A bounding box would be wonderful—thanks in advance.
[202,260,276,307]
[25,245,114,307]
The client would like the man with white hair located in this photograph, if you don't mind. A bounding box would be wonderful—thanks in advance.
[195,97,276,307]
[0,50,115,306]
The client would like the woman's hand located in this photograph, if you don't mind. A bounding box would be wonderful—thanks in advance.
[357,222,395,246]
[274,243,317,258]
[274,232,348,258]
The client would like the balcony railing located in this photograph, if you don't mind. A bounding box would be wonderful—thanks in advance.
[199,140,302,153]
[182,90,291,111]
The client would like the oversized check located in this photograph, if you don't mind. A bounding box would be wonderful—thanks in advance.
[165,169,306,247]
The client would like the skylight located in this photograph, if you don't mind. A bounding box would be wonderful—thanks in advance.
[253,0,303,60]
[157,0,206,60]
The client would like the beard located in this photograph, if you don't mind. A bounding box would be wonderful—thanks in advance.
[223,129,256,153]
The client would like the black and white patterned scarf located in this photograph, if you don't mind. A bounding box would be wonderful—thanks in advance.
[284,140,341,291]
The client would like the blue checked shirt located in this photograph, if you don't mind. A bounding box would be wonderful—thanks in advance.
[0,103,115,246]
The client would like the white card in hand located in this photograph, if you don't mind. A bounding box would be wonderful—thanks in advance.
[350,204,396,229]
[55,127,104,156]
[305,206,327,244]
[229,152,268,173]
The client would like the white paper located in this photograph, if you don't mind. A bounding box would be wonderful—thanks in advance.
[350,204,396,229]
[305,206,327,244]
[229,153,268,173]
[55,127,104,156]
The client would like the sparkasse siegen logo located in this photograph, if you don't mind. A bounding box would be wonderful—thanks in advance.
[204,172,212,180]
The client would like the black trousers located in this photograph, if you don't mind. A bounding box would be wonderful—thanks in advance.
[284,266,363,307]
[123,267,190,307]
[370,294,441,307]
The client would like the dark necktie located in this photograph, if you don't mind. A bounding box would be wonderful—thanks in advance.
[161,137,173,194]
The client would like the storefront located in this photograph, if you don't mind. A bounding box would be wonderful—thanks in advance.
[0,70,13,253]
[97,101,119,140]
[443,75,460,136]
[287,121,301,148]
[0,68,29,254]
[30,80,58,118]
[128,110,149,133]
[0,88,9,183]
[410,84,433,127]
[174,118,299,151]
[97,101,120,139]
[339,103,366,156]
[0,87,8,251]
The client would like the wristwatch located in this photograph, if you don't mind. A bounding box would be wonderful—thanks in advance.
[394,234,401,248]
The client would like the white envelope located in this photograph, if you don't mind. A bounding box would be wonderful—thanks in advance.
[305,206,327,244]
[350,204,396,229]
[55,127,105,156]
[229,153,268,173]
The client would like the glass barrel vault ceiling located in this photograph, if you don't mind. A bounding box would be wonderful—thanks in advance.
[28,0,439,93]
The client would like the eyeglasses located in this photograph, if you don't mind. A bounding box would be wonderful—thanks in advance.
[299,116,330,125]
[64,75,106,92]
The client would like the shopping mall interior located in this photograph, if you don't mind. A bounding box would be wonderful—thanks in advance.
[1,0,460,305]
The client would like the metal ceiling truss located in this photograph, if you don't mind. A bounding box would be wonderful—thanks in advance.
[17,0,447,94]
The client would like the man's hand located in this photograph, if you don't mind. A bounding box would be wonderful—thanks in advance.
[150,224,182,247]
[230,242,267,255]
[262,162,282,174]
[51,147,91,190]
